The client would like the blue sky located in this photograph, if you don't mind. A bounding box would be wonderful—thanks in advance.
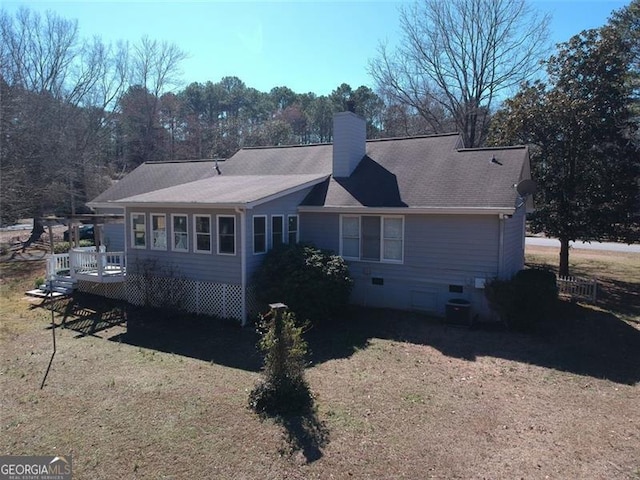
[2,0,630,96]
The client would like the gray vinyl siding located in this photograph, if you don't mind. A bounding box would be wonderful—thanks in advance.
[302,212,502,318]
[300,212,340,251]
[103,223,125,251]
[94,207,125,252]
[245,187,316,279]
[125,207,241,284]
[501,206,526,278]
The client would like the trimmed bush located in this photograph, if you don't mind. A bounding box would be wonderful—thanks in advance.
[252,244,353,322]
[485,268,558,331]
[248,308,313,416]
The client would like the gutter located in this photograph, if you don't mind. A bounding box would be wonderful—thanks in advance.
[297,206,516,215]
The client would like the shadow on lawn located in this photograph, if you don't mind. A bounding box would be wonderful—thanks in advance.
[109,306,263,372]
[34,293,126,338]
[47,294,640,385]
[305,303,640,386]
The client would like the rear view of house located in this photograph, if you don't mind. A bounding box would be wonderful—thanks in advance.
[84,111,532,324]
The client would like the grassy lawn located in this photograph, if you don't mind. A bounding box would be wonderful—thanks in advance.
[1,248,639,479]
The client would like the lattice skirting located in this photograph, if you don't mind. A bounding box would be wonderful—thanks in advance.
[77,281,126,300]
[125,274,244,321]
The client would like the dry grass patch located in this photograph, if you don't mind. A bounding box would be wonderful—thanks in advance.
[1,256,640,479]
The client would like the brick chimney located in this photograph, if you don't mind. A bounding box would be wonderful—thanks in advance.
[332,111,366,178]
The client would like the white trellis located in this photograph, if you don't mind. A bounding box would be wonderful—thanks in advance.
[125,274,244,320]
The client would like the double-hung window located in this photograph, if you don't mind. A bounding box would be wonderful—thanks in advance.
[172,214,188,252]
[151,214,167,250]
[194,215,211,253]
[131,213,146,248]
[287,215,298,244]
[271,215,284,248]
[218,215,236,255]
[253,215,266,254]
[340,215,403,263]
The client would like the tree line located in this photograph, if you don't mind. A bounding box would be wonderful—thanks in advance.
[1,1,638,276]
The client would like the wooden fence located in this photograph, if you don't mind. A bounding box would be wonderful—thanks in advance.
[556,275,597,302]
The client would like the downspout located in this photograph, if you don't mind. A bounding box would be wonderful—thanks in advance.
[498,214,505,279]
[235,207,247,326]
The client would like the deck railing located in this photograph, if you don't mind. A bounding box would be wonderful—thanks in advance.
[47,248,126,282]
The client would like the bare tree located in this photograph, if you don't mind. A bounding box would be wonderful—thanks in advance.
[0,7,130,223]
[369,0,550,147]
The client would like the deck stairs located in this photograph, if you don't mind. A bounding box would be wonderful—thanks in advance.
[26,275,78,299]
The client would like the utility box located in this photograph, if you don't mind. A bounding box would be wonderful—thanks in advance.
[445,298,471,326]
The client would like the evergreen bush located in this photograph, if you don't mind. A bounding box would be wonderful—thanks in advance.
[252,244,353,322]
[485,268,558,331]
[248,307,313,416]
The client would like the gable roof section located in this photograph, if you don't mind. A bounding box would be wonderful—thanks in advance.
[302,135,529,212]
[219,143,333,175]
[88,160,219,206]
[113,174,328,209]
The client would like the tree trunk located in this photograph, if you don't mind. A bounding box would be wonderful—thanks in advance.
[559,237,570,277]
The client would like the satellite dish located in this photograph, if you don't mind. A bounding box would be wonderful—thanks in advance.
[516,179,536,196]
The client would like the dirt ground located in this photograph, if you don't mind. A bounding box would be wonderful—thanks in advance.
[1,252,639,479]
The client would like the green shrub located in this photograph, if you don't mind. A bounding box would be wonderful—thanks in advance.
[485,268,558,331]
[53,240,94,254]
[34,276,45,289]
[252,243,353,323]
[248,308,313,416]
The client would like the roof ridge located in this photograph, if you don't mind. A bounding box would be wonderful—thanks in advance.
[457,145,527,152]
[366,132,460,143]
[240,142,331,151]
[144,158,225,165]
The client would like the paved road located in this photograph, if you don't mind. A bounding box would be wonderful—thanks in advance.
[526,237,640,253]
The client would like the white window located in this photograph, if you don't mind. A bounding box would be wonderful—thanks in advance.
[341,216,360,259]
[218,215,235,255]
[194,215,211,253]
[253,215,266,254]
[340,215,404,263]
[151,214,167,250]
[287,215,298,244]
[172,214,188,252]
[271,215,284,248]
[382,217,404,262]
[131,213,146,248]
[361,216,381,261]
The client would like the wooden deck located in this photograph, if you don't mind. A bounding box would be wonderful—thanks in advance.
[49,249,126,284]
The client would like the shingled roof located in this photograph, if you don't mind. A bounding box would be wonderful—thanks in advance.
[88,160,219,206]
[90,133,530,213]
[302,134,530,210]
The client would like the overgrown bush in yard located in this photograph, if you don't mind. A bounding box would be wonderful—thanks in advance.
[252,244,353,323]
[249,306,313,416]
[485,268,559,331]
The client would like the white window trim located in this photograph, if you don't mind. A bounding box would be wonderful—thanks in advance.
[381,215,404,263]
[194,214,212,254]
[339,215,360,261]
[150,213,167,251]
[217,214,236,256]
[130,212,146,249]
[171,214,189,252]
[271,214,284,249]
[339,214,404,264]
[253,215,267,255]
[287,214,299,244]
